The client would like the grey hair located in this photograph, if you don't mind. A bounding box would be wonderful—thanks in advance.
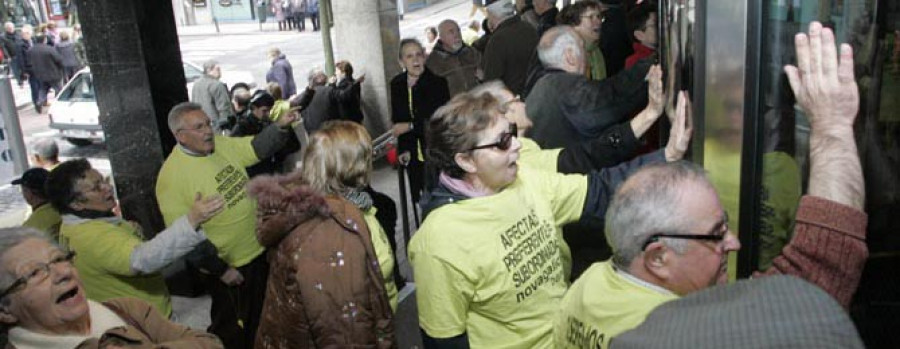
[307,67,327,87]
[0,227,55,302]
[469,80,509,100]
[605,161,712,269]
[202,60,219,74]
[167,102,204,133]
[31,138,59,161]
[268,47,282,58]
[537,26,584,69]
[486,1,515,21]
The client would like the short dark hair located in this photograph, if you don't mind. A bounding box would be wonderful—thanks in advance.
[399,38,424,59]
[627,2,657,42]
[45,158,92,214]
[557,0,601,26]
[335,60,353,78]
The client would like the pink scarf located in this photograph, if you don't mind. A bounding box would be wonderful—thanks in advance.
[439,172,491,198]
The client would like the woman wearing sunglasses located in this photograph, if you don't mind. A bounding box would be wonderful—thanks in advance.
[409,90,690,348]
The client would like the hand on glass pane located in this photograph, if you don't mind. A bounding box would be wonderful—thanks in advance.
[784,21,859,129]
[645,64,665,117]
[665,91,693,162]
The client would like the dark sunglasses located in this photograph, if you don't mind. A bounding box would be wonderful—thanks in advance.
[467,123,517,152]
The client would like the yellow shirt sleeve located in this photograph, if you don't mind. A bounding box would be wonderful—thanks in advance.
[216,134,260,167]
[410,242,476,338]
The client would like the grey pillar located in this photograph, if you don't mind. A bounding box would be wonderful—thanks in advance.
[331,0,401,136]
[74,0,187,235]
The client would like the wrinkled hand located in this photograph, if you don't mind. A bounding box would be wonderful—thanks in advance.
[665,91,693,162]
[276,109,298,128]
[220,267,244,286]
[646,64,665,116]
[391,122,412,137]
[784,21,859,130]
[187,192,225,228]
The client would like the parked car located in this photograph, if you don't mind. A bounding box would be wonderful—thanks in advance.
[48,62,254,146]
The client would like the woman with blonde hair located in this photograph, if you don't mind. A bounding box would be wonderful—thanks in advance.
[249,120,396,347]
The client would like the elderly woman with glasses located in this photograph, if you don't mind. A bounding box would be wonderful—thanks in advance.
[0,227,222,348]
[408,89,690,348]
[248,121,396,347]
[45,158,225,319]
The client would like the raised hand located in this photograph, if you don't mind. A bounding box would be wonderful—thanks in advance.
[646,64,665,117]
[784,21,859,129]
[664,91,693,162]
[187,192,225,228]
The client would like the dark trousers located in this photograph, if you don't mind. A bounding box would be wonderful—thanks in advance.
[27,77,40,105]
[205,254,269,349]
[407,157,425,206]
[295,13,306,31]
[37,79,61,105]
[309,13,319,30]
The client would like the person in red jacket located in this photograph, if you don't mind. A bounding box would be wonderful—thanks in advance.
[625,3,657,69]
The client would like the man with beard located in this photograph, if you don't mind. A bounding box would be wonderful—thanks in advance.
[425,19,482,97]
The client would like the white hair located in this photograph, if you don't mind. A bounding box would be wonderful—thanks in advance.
[486,1,515,21]
[537,26,584,69]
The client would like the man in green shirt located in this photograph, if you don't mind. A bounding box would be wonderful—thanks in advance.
[156,102,297,348]
[12,168,61,240]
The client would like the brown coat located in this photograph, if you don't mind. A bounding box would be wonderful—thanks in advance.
[248,173,395,348]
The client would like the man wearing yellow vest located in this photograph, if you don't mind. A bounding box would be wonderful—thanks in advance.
[555,21,869,348]
[156,102,296,348]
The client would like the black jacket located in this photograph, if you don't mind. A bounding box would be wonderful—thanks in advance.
[231,111,301,178]
[482,15,539,96]
[389,68,450,155]
[330,77,364,123]
[27,42,63,82]
[302,85,335,134]
[525,59,652,149]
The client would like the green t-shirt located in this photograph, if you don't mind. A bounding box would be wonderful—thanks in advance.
[156,136,264,267]
[59,219,172,317]
[22,203,61,242]
[554,261,678,349]
[362,207,398,312]
[409,166,587,348]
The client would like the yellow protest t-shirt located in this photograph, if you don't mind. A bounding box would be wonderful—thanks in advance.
[518,137,561,172]
[156,135,264,267]
[59,219,172,317]
[554,261,678,349]
[362,207,398,312]
[409,166,587,349]
[22,203,61,241]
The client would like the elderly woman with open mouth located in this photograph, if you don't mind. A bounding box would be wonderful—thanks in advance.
[408,89,691,348]
[45,158,225,319]
[0,226,223,348]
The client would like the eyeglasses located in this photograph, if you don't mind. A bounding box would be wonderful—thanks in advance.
[177,120,213,134]
[467,123,518,152]
[82,175,112,195]
[641,213,730,251]
[580,12,607,23]
[0,251,76,300]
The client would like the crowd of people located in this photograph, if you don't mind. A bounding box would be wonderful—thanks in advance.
[0,21,85,114]
[0,0,870,348]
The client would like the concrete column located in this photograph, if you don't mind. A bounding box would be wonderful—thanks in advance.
[331,0,401,136]
[74,0,187,234]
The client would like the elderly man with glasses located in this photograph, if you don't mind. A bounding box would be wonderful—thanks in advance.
[553,22,869,349]
[0,227,223,347]
[156,102,296,348]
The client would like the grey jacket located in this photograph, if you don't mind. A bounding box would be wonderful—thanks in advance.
[191,74,234,130]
